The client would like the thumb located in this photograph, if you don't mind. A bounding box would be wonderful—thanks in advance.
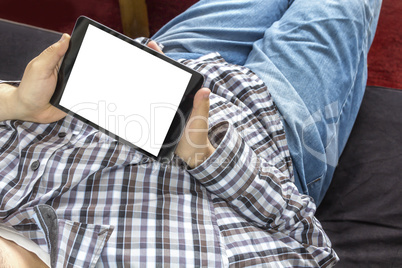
[186,87,210,139]
[176,87,214,168]
[191,87,210,121]
[37,33,70,75]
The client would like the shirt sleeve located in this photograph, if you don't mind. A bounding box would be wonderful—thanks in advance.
[188,120,338,266]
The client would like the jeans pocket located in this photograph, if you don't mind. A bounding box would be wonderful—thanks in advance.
[306,175,324,204]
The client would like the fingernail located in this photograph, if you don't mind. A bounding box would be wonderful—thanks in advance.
[203,91,210,100]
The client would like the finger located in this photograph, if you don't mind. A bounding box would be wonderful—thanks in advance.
[147,40,164,54]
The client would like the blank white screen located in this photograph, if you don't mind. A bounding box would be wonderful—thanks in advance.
[61,25,192,156]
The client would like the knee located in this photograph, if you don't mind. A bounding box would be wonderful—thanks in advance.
[336,0,382,46]
[335,0,382,23]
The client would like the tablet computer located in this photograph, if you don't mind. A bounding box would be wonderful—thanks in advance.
[51,16,204,161]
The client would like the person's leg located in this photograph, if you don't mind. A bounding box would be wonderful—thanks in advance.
[244,0,382,205]
[152,0,290,64]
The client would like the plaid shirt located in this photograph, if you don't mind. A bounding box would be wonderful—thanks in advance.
[0,53,338,267]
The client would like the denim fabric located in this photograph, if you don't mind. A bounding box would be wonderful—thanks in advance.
[152,0,382,205]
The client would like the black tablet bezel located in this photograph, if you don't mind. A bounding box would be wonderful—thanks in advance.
[50,16,204,161]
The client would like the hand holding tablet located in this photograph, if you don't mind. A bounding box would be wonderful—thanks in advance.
[50,16,204,160]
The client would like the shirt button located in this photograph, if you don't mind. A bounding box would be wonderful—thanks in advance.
[31,160,40,171]
[58,132,67,138]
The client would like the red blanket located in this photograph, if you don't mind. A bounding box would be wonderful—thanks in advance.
[367,0,402,89]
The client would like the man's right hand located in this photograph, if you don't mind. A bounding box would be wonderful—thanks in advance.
[0,33,70,123]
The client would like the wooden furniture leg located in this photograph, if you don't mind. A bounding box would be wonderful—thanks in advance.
[119,0,149,38]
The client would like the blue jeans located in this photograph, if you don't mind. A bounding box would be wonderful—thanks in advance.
[152,0,382,205]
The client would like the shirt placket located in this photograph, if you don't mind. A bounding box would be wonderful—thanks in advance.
[22,126,76,202]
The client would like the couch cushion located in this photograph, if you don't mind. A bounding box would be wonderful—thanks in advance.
[0,19,61,81]
[316,86,402,267]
